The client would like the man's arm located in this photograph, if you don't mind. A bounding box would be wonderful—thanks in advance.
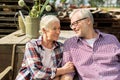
[60,40,74,80]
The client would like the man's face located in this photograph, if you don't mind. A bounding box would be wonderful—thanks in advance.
[70,13,88,37]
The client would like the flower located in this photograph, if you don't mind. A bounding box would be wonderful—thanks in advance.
[18,0,26,7]
[18,0,52,18]
[45,5,52,12]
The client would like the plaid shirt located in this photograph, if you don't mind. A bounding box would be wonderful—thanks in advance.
[16,37,63,80]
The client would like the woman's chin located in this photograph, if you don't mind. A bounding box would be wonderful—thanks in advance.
[53,38,58,41]
[76,34,82,37]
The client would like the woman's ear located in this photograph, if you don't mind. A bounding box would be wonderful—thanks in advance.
[41,28,46,34]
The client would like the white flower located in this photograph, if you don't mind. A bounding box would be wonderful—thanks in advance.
[18,0,52,18]
[45,5,52,12]
[18,0,26,7]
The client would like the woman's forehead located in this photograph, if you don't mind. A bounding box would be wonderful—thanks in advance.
[48,21,60,28]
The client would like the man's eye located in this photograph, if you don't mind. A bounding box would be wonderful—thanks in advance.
[73,21,77,25]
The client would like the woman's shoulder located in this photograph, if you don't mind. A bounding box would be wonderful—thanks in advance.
[55,41,63,47]
[26,39,41,46]
[57,41,63,45]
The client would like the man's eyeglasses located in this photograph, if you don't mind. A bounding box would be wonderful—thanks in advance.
[70,17,87,28]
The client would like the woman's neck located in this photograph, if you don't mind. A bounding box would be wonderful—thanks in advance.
[42,37,54,49]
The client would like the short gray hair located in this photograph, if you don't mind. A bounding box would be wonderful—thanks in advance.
[69,9,94,24]
[40,15,60,30]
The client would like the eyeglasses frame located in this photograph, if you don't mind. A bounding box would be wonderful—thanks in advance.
[70,17,88,28]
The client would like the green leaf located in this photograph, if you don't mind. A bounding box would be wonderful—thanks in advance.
[60,0,66,3]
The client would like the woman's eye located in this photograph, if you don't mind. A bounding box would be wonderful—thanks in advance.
[53,27,59,30]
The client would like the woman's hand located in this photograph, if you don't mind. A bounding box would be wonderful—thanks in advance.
[55,62,75,76]
[53,76,60,80]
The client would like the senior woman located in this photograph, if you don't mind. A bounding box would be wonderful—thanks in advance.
[15,15,74,80]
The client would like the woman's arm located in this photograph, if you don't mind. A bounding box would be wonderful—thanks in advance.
[25,42,75,79]
[56,61,74,76]
[25,42,56,79]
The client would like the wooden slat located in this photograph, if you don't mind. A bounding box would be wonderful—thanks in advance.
[0,29,16,33]
[0,5,21,9]
[0,17,18,22]
[0,23,17,28]
[94,18,120,21]
[0,66,12,80]
[0,45,13,72]
[0,35,7,38]
[0,0,17,3]
[0,11,16,15]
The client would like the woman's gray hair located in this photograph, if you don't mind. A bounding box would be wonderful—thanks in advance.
[39,15,60,34]
[69,9,94,24]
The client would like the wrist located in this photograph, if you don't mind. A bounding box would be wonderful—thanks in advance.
[61,67,66,74]
[56,67,65,76]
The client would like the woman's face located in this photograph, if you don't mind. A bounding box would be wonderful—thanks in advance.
[45,21,60,41]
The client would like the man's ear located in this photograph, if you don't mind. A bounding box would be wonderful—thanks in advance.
[87,17,91,24]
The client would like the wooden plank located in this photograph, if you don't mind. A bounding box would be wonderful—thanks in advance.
[0,66,12,80]
[0,0,17,2]
[94,18,120,21]
[0,11,16,15]
[0,30,29,44]
[0,30,76,44]
[0,23,17,28]
[0,17,18,22]
[13,45,25,79]
[0,35,8,38]
[0,5,21,9]
[0,29,16,33]
[0,45,13,72]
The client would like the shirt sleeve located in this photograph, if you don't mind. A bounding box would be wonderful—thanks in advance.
[62,40,73,65]
[62,40,75,78]
[24,42,56,79]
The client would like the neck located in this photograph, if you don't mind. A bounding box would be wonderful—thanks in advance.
[42,37,54,49]
[85,29,97,39]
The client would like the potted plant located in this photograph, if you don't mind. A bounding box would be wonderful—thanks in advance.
[18,0,52,39]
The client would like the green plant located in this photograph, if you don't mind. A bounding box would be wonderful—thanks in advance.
[18,0,51,18]
[60,0,66,3]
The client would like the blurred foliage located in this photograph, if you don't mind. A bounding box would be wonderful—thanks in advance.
[89,0,104,7]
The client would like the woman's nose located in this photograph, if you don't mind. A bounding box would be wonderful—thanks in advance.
[56,29,60,34]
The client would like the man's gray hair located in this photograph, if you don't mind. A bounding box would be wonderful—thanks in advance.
[69,9,94,24]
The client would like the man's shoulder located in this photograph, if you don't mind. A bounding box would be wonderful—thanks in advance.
[102,32,117,38]
[64,36,78,43]
[100,32,119,42]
